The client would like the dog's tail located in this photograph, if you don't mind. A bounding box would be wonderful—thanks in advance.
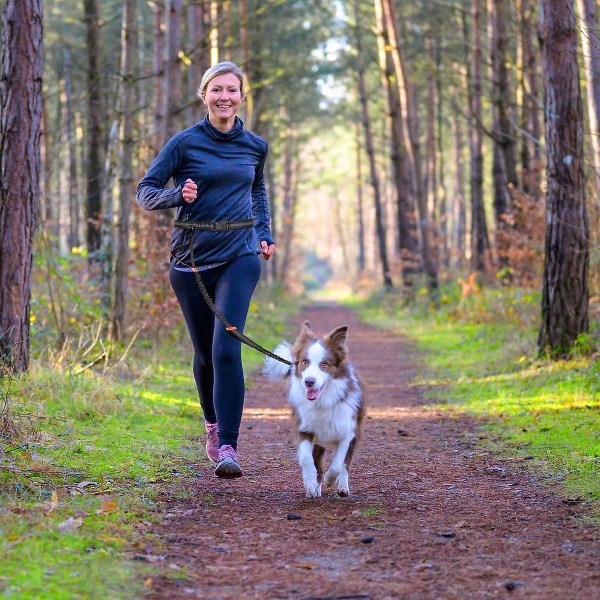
[262,342,293,381]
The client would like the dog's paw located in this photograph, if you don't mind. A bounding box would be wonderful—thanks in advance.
[336,485,350,497]
[305,484,322,499]
[324,469,339,487]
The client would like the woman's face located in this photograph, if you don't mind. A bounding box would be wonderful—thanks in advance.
[203,73,243,127]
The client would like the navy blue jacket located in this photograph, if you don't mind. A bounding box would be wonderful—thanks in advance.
[136,116,274,267]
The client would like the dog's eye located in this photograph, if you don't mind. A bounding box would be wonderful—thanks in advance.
[301,359,309,366]
[320,362,330,369]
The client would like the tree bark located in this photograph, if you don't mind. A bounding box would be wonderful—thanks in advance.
[576,0,600,212]
[83,0,103,257]
[355,123,366,274]
[452,114,467,269]
[518,0,542,198]
[110,0,138,341]
[374,0,419,287]
[469,0,491,273]
[489,0,518,218]
[278,127,300,289]
[63,48,80,251]
[0,0,43,372]
[381,0,437,293]
[354,0,392,290]
[538,0,590,357]
[151,1,166,155]
[165,0,183,141]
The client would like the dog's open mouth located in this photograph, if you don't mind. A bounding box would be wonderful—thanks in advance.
[306,385,324,401]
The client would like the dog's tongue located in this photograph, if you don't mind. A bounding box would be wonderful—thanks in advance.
[306,387,321,401]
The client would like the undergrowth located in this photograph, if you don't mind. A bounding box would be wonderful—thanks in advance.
[352,282,600,515]
[0,282,297,599]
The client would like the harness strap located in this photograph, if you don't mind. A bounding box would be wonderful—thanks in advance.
[170,221,292,367]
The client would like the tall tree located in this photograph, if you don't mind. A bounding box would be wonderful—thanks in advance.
[0,0,43,372]
[83,0,103,257]
[576,0,600,209]
[110,0,138,341]
[354,0,392,290]
[374,0,419,287]
[538,0,590,357]
[381,0,438,293]
[489,0,518,219]
[518,0,542,197]
[469,0,490,272]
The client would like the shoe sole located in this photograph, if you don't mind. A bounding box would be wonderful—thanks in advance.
[214,457,243,479]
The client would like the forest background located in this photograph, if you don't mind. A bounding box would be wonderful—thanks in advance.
[0,0,599,598]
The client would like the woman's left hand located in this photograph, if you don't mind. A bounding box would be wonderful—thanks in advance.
[260,241,276,260]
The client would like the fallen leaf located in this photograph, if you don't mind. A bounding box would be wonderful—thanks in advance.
[96,499,118,514]
[57,517,83,532]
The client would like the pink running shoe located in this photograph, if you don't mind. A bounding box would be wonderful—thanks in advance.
[204,422,219,463]
[214,444,243,479]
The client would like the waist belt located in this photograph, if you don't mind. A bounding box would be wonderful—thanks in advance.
[174,219,254,232]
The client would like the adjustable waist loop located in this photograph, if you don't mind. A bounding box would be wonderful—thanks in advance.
[174,219,254,232]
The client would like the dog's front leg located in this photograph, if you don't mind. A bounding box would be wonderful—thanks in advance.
[298,439,321,498]
[324,435,354,492]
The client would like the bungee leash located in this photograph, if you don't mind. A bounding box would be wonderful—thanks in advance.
[171,219,292,366]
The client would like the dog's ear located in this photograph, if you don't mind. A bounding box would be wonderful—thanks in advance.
[325,325,348,350]
[299,321,315,339]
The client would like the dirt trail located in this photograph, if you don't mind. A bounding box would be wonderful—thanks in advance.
[146,304,599,599]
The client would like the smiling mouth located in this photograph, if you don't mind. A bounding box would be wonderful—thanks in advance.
[306,385,324,401]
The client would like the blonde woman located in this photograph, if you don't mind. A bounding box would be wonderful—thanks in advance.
[137,62,276,479]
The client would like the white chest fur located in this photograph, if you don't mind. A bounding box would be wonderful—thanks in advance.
[289,372,362,446]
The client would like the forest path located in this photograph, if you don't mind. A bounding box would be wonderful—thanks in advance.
[146,303,599,599]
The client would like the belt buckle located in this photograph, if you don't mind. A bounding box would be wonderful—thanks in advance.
[213,221,228,232]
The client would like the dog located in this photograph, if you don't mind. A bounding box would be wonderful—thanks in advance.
[263,321,364,498]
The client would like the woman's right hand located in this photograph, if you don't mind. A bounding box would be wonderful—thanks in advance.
[182,178,198,203]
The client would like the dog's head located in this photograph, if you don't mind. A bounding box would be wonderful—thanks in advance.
[291,321,349,401]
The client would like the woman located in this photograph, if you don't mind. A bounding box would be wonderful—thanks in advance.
[136,62,276,479]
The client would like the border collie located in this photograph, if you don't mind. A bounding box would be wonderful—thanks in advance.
[263,321,364,498]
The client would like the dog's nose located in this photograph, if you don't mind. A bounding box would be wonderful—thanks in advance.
[305,377,316,388]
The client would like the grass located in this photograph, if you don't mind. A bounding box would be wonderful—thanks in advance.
[0,285,298,599]
[352,285,600,512]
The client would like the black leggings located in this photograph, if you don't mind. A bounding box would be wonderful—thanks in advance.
[169,255,261,449]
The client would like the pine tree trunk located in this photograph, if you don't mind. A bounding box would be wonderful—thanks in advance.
[83,0,103,257]
[452,114,467,269]
[63,48,80,250]
[518,0,542,197]
[381,0,437,292]
[151,1,166,155]
[354,0,392,290]
[110,0,138,341]
[165,0,183,140]
[374,0,419,287]
[576,0,600,212]
[470,0,490,273]
[278,128,300,289]
[355,123,366,274]
[0,0,43,372]
[489,0,518,228]
[538,0,590,357]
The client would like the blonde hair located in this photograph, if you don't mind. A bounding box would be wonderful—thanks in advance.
[198,61,245,101]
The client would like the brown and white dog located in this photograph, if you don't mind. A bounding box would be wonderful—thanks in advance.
[263,321,364,498]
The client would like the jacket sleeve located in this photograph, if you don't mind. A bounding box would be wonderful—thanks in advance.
[136,135,186,210]
[251,147,275,246]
